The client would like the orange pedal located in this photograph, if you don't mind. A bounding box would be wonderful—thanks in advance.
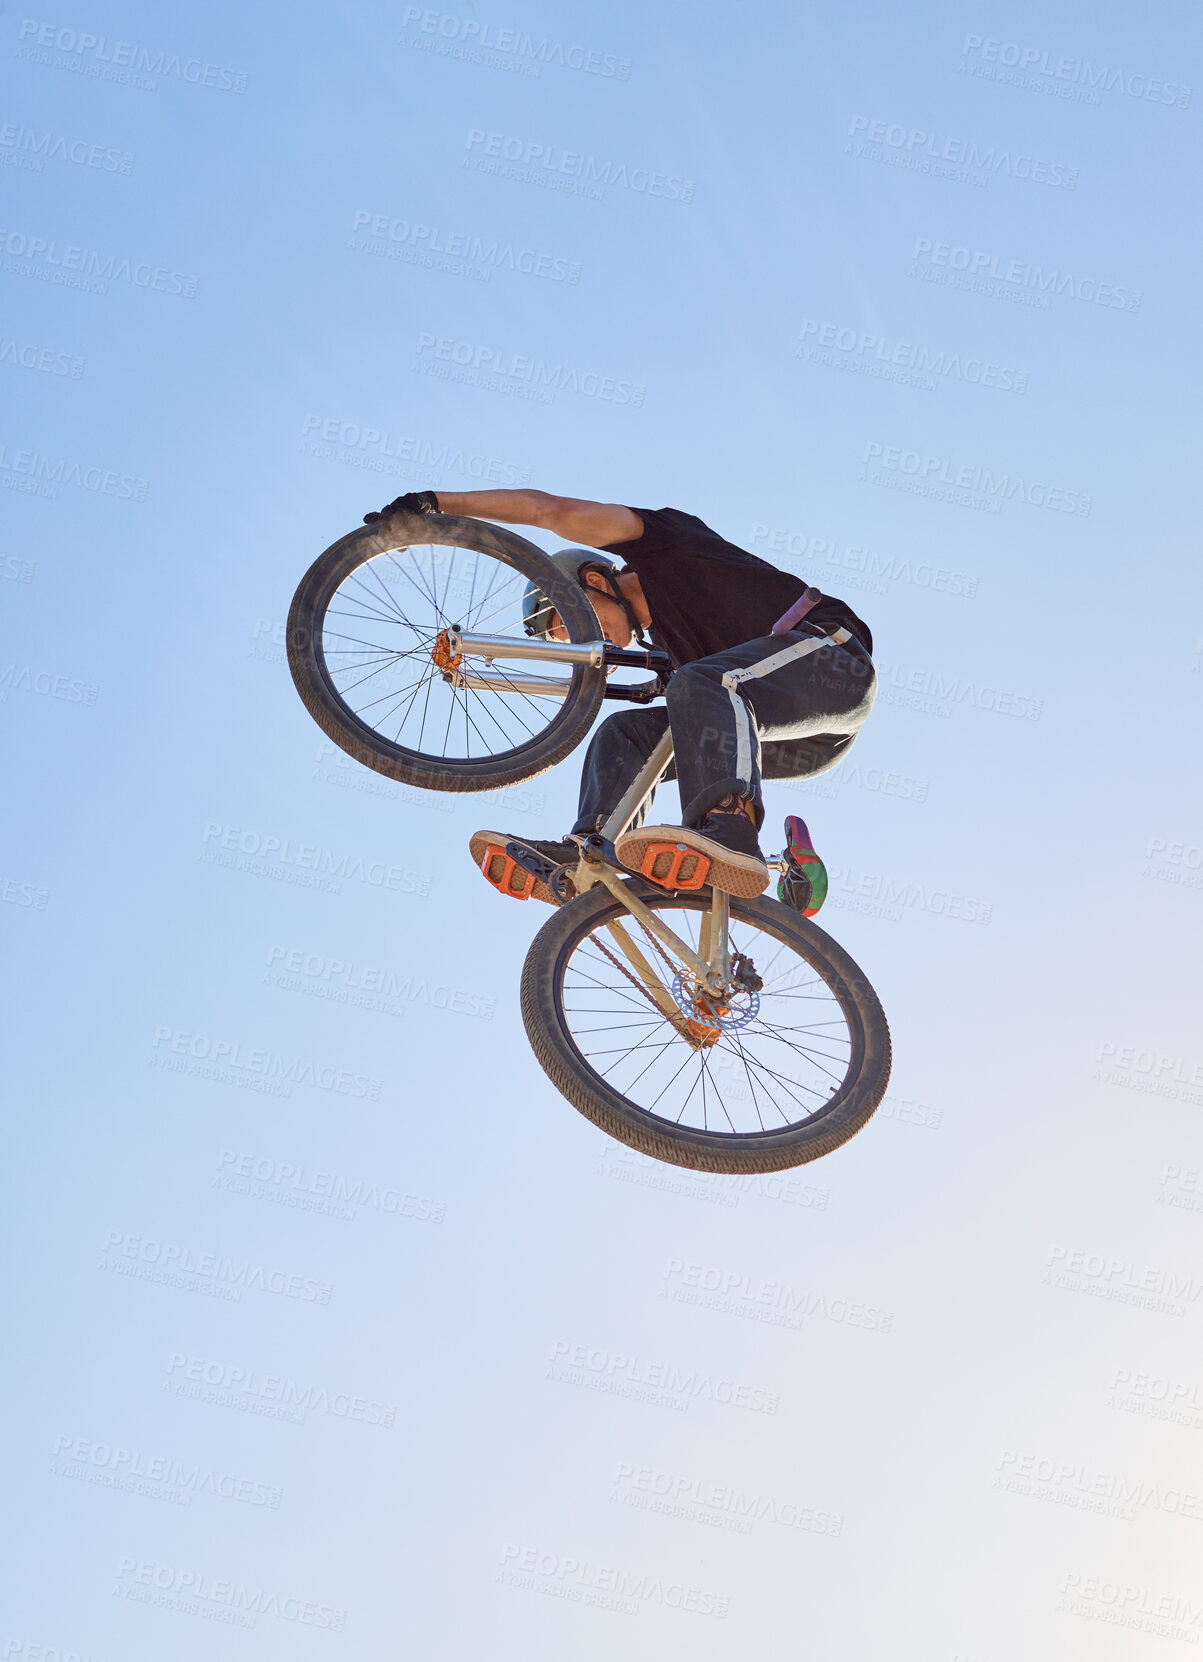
[638,841,711,891]
[480,845,535,900]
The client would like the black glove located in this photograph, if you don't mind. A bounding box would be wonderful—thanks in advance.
[363,490,439,525]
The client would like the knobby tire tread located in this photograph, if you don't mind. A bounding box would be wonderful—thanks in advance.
[287,512,605,793]
[521,888,891,1174]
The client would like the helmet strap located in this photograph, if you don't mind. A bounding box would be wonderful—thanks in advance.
[596,570,651,649]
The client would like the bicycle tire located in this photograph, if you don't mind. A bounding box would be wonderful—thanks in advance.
[521,885,891,1174]
[287,511,606,792]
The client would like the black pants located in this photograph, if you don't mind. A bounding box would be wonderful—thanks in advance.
[573,627,877,835]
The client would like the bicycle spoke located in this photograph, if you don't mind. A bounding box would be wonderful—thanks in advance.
[557,897,859,1139]
[317,542,585,767]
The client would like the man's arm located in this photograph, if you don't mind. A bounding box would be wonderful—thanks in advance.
[433,489,643,547]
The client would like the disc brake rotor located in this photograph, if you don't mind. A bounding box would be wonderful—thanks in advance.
[670,972,760,1033]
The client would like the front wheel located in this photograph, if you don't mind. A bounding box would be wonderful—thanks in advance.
[287,511,606,792]
[521,886,891,1174]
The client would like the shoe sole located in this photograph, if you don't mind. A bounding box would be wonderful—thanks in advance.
[616,824,769,898]
[470,830,559,904]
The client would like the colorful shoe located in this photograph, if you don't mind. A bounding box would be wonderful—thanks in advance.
[469,831,578,904]
[777,815,827,918]
[617,805,769,898]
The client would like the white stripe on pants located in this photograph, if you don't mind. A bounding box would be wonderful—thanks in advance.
[720,629,851,795]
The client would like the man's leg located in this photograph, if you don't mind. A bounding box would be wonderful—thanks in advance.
[617,629,875,896]
[469,707,670,903]
[666,629,876,828]
[571,706,672,835]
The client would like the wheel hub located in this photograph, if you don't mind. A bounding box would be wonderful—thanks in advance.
[671,972,760,1037]
[430,628,462,674]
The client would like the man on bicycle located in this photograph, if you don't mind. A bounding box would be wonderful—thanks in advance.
[364,489,876,908]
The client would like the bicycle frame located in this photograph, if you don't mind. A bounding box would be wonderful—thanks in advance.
[572,731,785,1046]
[454,628,780,1034]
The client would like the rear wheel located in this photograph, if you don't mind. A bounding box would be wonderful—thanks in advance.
[521,885,891,1174]
[287,511,606,792]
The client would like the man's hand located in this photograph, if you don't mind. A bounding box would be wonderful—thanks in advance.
[363,490,440,525]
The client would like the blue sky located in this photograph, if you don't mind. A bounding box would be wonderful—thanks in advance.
[3,0,1202,1655]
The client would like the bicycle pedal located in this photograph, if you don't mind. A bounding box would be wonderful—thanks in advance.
[636,841,711,891]
[479,843,537,901]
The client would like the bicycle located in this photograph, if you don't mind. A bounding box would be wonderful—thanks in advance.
[288,509,891,1174]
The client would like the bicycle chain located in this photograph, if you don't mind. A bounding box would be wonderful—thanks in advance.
[589,912,722,1036]
[591,931,678,1024]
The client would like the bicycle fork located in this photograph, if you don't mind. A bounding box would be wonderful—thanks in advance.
[563,730,744,1049]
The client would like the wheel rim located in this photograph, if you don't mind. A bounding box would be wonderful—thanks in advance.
[555,896,862,1138]
[314,539,588,767]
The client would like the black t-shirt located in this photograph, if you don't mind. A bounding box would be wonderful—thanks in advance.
[601,507,873,668]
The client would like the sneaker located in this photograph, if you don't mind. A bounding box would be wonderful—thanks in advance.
[616,805,769,898]
[777,815,827,918]
[469,830,578,904]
